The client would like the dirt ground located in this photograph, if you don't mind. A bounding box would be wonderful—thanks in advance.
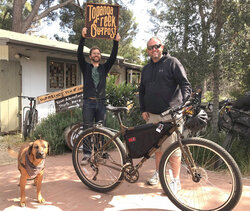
[0,150,250,210]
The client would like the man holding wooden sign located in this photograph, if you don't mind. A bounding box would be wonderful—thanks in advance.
[77,4,120,165]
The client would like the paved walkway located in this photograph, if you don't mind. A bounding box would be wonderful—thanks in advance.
[0,153,249,211]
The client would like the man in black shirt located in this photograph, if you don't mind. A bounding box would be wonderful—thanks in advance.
[77,27,120,165]
[139,37,191,191]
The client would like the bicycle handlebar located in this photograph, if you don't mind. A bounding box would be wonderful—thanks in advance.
[160,100,192,117]
[160,94,200,117]
[18,96,36,101]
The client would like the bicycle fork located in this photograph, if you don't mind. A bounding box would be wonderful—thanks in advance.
[177,130,200,182]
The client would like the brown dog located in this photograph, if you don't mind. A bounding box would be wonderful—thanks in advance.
[8,139,49,207]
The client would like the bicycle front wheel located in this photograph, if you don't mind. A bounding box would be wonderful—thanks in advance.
[23,110,31,139]
[72,127,126,192]
[159,137,242,211]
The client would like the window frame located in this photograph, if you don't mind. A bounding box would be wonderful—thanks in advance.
[47,57,80,92]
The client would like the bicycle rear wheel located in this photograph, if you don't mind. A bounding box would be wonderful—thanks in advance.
[72,127,126,192]
[159,137,242,211]
[65,123,84,150]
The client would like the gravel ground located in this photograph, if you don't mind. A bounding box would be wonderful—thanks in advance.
[0,135,24,166]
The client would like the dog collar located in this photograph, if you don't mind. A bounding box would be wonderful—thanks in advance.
[22,151,45,179]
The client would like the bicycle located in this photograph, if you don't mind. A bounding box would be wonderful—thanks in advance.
[19,96,38,139]
[218,99,250,151]
[72,93,242,211]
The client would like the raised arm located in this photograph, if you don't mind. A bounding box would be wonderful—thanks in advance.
[104,33,120,73]
[77,27,88,72]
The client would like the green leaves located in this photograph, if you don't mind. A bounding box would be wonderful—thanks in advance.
[106,74,138,107]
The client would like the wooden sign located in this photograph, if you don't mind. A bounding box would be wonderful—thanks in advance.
[85,3,119,39]
[55,92,83,112]
[37,85,83,104]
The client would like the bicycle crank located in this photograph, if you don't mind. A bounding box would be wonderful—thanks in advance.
[123,163,139,183]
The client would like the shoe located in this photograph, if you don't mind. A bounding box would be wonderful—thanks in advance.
[80,154,91,166]
[147,171,159,186]
[169,178,181,194]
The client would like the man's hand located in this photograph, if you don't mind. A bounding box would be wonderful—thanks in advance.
[82,27,87,38]
[142,112,149,121]
[115,33,121,42]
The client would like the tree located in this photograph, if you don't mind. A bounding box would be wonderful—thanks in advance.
[11,0,74,33]
[148,0,249,134]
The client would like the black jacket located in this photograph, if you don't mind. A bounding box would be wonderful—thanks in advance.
[139,54,192,114]
[77,37,118,99]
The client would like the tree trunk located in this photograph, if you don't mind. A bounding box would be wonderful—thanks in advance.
[211,0,225,135]
[11,0,74,33]
[12,0,24,32]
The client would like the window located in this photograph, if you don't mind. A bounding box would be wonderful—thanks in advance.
[127,69,141,85]
[47,58,79,91]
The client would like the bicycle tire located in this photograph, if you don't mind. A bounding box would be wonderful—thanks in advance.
[31,109,38,128]
[214,131,235,169]
[159,137,242,211]
[72,127,126,192]
[23,110,31,139]
[65,123,84,150]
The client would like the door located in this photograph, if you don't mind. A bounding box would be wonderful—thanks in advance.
[0,60,21,133]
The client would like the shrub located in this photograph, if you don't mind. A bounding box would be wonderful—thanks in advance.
[32,108,82,155]
[106,74,144,127]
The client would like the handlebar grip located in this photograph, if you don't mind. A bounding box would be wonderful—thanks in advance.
[160,100,193,117]
[160,109,171,117]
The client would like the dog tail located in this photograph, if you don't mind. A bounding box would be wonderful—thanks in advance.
[7,146,18,158]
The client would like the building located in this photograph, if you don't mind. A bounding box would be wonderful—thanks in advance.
[0,29,141,134]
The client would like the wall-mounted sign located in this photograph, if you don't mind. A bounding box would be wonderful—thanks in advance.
[85,3,119,39]
[55,92,83,112]
[37,85,83,104]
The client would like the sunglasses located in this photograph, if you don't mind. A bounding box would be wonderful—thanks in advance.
[147,44,162,50]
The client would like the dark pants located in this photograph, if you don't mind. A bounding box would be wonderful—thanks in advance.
[82,99,106,154]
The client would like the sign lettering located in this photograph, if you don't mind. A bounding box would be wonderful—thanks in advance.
[85,3,119,39]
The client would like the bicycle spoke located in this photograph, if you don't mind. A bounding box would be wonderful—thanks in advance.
[72,128,125,192]
[159,138,242,211]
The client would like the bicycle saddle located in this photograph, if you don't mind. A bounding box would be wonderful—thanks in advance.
[106,105,128,113]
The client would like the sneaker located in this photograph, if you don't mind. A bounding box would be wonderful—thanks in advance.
[80,154,91,166]
[169,179,181,194]
[147,171,159,186]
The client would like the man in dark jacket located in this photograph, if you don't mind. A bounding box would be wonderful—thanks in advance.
[78,27,120,165]
[139,37,191,191]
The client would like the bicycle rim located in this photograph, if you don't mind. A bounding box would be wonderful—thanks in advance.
[72,128,125,192]
[23,110,30,138]
[159,138,242,211]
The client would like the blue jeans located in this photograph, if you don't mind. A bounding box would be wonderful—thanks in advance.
[82,99,106,154]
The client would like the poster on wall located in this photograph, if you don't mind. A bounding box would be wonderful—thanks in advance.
[85,3,119,39]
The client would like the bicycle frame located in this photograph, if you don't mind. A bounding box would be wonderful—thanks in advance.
[91,107,198,181]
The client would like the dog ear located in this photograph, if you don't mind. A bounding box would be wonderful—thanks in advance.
[28,142,34,155]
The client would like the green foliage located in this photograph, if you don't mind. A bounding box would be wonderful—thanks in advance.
[148,0,249,97]
[0,0,12,30]
[229,136,250,175]
[32,108,82,155]
[106,74,137,106]
[106,74,144,127]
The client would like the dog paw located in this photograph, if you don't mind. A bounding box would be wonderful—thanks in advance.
[38,197,45,204]
[20,202,26,207]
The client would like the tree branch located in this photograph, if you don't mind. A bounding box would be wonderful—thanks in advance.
[33,0,74,22]
[21,0,43,33]
[21,0,74,33]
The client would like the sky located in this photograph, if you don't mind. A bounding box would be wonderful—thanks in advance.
[37,0,153,49]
